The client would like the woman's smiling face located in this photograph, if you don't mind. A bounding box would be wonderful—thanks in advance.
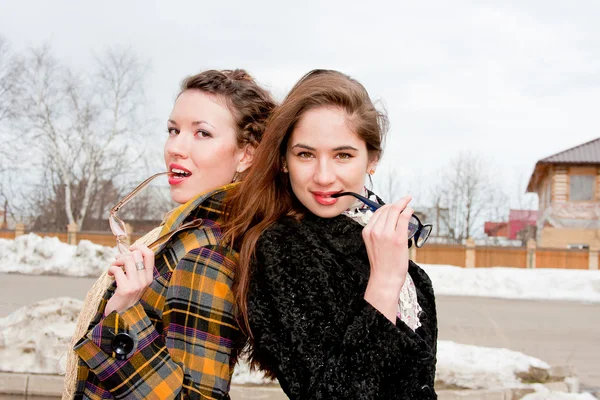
[285,106,377,218]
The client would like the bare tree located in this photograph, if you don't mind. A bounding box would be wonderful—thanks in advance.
[373,166,405,203]
[20,45,149,230]
[0,36,25,225]
[0,35,23,127]
[430,152,508,242]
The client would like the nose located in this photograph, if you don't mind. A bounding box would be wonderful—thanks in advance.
[165,132,189,159]
[313,159,336,186]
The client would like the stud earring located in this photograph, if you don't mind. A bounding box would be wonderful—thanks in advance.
[368,169,375,175]
[283,165,289,173]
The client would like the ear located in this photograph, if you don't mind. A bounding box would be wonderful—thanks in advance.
[235,144,255,174]
[367,157,379,175]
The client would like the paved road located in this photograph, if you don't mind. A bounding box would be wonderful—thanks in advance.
[437,295,599,391]
[1,273,599,390]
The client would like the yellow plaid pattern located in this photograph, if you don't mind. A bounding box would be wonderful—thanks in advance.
[73,184,239,400]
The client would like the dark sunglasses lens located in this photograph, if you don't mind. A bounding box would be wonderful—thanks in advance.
[416,225,432,248]
[407,216,419,239]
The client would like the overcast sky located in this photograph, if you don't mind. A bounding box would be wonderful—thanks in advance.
[1,0,599,210]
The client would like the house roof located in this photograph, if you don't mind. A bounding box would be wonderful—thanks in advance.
[539,137,600,164]
[526,137,600,192]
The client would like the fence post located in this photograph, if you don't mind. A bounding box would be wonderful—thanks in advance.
[590,246,599,271]
[14,223,25,238]
[67,223,78,245]
[465,238,475,268]
[526,238,537,269]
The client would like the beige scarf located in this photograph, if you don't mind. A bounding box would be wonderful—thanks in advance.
[62,226,163,399]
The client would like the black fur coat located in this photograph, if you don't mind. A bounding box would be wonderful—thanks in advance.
[247,212,438,399]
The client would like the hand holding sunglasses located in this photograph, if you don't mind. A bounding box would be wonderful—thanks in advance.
[331,192,433,248]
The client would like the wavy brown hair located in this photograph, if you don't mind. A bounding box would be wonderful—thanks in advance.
[179,69,276,177]
[224,69,389,337]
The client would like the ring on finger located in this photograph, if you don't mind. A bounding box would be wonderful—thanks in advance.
[135,262,145,271]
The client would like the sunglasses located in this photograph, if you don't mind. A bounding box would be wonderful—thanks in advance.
[109,172,171,254]
[331,192,433,248]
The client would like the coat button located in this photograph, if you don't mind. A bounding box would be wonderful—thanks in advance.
[112,332,134,360]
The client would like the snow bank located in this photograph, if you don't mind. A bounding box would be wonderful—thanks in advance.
[422,265,600,303]
[0,297,573,393]
[436,340,549,389]
[522,388,598,399]
[0,297,83,374]
[0,233,116,277]
[232,359,275,385]
[0,297,275,384]
[2,235,599,304]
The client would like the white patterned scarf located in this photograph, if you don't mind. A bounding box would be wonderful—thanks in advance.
[342,190,423,331]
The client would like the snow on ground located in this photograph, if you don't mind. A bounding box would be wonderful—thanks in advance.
[1,234,599,304]
[0,233,116,277]
[232,359,275,385]
[436,340,549,389]
[0,298,276,383]
[422,265,600,303]
[0,297,82,374]
[0,297,576,392]
[522,388,598,399]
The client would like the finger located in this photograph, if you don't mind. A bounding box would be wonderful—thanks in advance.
[398,206,415,235]
[383,201,407,234]
[107,265,127,284]
[131,244,155,282]
[395,207,414,246]
[131,250,150,285]
[363,204,390,243]
[366,203,389,229]
[374,196,409,233]
[122,254,141,287]
[113,251,132,264]
[389,196,411,225]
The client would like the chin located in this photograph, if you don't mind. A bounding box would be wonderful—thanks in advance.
[305,204,345,219]
[170,189,190,205]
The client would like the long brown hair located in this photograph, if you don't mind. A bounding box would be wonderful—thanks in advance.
[224,69,389,337]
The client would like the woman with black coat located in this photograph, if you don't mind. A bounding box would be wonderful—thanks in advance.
[226,69,438,399]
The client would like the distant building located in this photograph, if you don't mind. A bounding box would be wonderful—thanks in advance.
[484,210,537,241]
[526,137,600,249]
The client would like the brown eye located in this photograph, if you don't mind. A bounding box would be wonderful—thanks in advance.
[167,128,179,135]
[196,130,212,138]
[298,152,313,159]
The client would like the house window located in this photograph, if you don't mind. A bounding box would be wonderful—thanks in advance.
[569,175,595,201]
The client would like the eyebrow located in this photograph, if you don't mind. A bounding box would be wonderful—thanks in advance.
[291,143,359,152]
[168,119,216,129]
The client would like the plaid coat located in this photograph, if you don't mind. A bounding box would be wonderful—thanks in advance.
[73,184,240,400]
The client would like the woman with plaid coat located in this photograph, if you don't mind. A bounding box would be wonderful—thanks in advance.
[65,70,275,400]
